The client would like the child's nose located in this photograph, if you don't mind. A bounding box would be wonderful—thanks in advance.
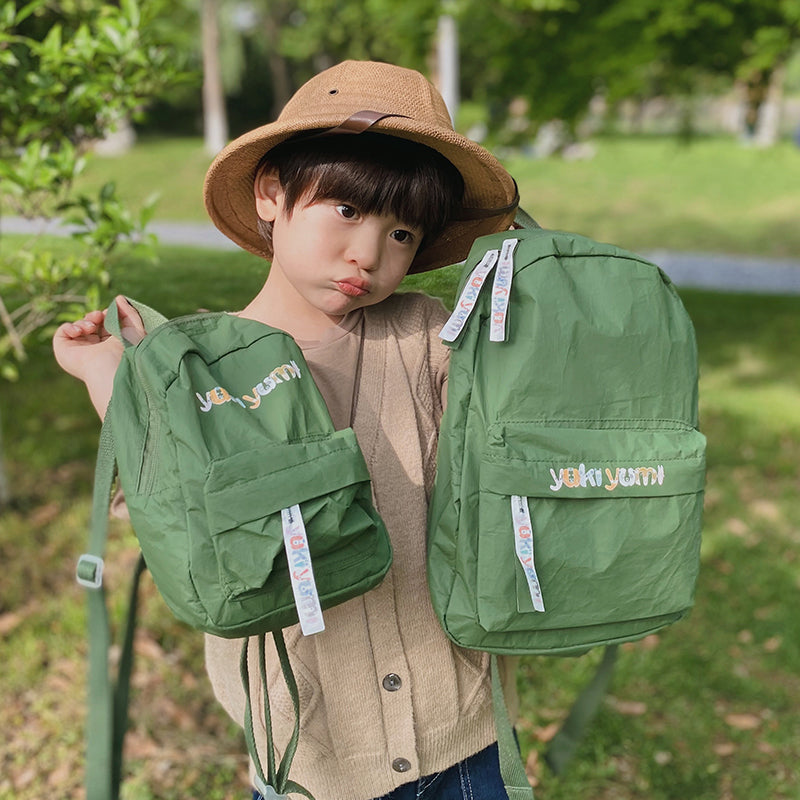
[344,226,383,270]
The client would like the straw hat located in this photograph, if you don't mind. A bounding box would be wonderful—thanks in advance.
[204,60,518,273]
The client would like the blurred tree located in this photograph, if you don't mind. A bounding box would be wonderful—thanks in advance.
[455,0,611,141]
[222,0,442,125]
[136,0,448,136]
[0,0,183,505]
[599,0,800,142]
[454,0,800,143]
[281,0,441,72]
[202,0,228,152]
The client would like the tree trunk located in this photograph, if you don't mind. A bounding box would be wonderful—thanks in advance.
[263,9,293,119]
[436,15,460,125]
[202,0,229,155]
[754,66,784,147]
[740,67,784,147]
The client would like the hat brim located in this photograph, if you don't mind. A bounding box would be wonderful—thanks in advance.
[204,114,518,273]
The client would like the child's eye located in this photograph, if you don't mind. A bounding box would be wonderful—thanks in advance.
[336,204,359,220]
[390,229,416,244]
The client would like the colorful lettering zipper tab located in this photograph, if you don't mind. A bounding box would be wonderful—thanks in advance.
[489,238,518,342]
[281,504,325,635]
[439,249,500,342]
[511,495,545,613]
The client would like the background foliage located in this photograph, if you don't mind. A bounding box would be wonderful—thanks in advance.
[124,0,800,138]
[0,0,186,381]
[1,0,800,797]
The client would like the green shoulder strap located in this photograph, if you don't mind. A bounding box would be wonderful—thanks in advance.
[490,645,619,797]
[78,415,146,799]
[514,207,541,230]
[241,633,315,799]
[491,656,535,800]
[78,298,167,799]
[544,645,619,775]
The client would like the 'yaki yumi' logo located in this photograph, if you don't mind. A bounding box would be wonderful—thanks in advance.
[195,360,302,412]
[549,462,666,492]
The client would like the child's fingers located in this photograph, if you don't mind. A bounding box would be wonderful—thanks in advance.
[83,309,108,325]
[115,295,146,345]
[56,316,104,340]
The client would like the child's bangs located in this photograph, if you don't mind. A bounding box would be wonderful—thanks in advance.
[306,158,455,234]
[272,133,464,238]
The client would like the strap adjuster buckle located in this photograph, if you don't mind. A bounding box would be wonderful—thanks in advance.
[76,554,104,589]
[253,775,289,799]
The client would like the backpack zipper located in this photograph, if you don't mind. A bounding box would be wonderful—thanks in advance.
[132,345,162,496]
[130,312,232,496]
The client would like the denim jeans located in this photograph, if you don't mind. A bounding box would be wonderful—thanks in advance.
[252,741,508,800]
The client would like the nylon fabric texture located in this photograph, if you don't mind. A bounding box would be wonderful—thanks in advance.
[428,227,706,656]
[112,310,392,637]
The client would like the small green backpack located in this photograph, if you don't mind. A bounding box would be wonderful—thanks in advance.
[77,300,392,800]
[427,219,706,798]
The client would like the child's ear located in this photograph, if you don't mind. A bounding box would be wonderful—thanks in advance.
[254,166,281,222]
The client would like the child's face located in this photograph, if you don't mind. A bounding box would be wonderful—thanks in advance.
[256,170,424,328]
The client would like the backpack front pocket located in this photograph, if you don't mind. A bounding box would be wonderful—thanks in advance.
[475,424,706,652]
[199,428,391,634]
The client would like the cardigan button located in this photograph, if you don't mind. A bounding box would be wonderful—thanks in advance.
[382,673,402,692]
[392,757,411,773]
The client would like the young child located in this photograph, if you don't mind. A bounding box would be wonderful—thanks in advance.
[54,60,520,800]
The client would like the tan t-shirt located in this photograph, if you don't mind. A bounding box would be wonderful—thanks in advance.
[296,309,364,431]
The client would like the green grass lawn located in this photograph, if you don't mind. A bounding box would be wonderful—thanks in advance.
[506,137,800,258]
[67,134,800,259]
[1,241,799,798]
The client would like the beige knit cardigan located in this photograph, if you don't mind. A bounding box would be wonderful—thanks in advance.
[205,292,516,800]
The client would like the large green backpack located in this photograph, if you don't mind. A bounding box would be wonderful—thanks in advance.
[77,300,392,800]
[427,221,706,798]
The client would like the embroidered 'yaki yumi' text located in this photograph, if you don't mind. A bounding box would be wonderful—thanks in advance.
[549,462,666,492]
[196,360,302,412]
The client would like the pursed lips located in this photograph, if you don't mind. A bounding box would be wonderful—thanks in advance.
[335,277,370,297]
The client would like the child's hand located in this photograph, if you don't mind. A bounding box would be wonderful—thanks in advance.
[54,297,145,377]
[53,296,146,417]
